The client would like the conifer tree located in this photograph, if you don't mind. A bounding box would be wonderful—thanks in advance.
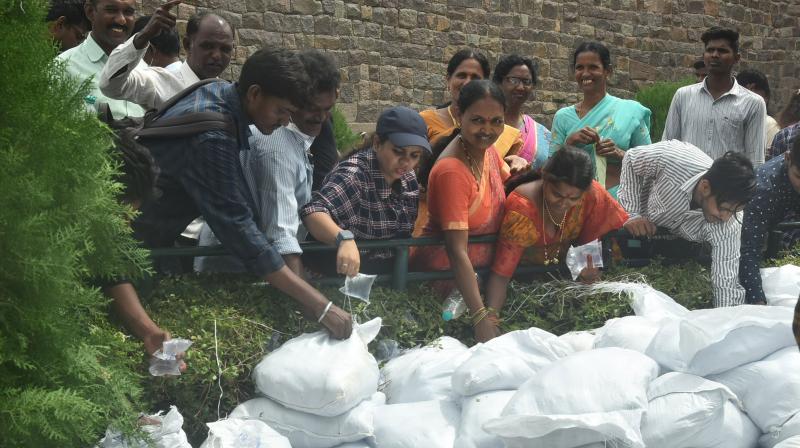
[0,0,149,445]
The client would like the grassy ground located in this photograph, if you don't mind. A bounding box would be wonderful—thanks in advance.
[122,247,796,445]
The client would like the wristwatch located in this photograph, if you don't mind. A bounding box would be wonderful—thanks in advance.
[335,230,355,247]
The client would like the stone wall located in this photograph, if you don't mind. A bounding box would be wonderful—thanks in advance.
[145,0,800,131]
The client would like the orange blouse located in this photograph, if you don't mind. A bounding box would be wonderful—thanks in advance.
[491,180,628,277]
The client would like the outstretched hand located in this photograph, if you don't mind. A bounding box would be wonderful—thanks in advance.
[133,0,181,49]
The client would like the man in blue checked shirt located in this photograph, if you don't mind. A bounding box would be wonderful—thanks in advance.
[133,48,352,339]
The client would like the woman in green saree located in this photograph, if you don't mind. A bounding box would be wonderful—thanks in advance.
[550,41,652,197]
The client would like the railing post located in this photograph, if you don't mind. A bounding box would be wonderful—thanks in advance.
[392,245,409,291]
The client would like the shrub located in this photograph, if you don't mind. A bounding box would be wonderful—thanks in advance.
[635,77,695,142]
[332,106,362,154]
[0,0,148,445]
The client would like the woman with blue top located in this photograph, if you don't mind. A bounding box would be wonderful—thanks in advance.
[492,54,552,170]
[551,41,652,197]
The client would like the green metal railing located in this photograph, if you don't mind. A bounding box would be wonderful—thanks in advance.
[149,221,800,290]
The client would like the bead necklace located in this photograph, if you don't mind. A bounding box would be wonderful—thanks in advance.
[459,137,481,184]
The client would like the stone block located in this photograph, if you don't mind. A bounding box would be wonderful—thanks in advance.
[314,15,334,34]
[237,28,281,46]
[290,0,321,15]
[337,103,358,123]
[373,7,398,26]
[315,35,341,49]
[628,58,657,81]
[466,8,487,23]
[703,0,718,16]
[541,1,558,19]
[242,12,263,28]
[281,14,304,32]
[361,5,372,20]
[399,68,414,88]
[687,0,703,14]
[399,9,417,28]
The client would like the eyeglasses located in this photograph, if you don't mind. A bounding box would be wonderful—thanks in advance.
[504,76,534,87]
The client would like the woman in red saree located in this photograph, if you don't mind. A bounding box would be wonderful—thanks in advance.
[411,80,512,342]
[484,146,628,322]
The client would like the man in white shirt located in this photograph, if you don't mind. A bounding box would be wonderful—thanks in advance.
[663,27,766,167]
[56,0,145,119]
[99,3,234,110]
[132,15,181,70]
[618,140,757,307]
[196,50,341,276]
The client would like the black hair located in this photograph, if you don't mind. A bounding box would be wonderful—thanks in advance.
[298,49,341,95]
[492,54,538,86]
[133,16,180,56]
[447,48,491,79]
[113,130,159,203]
[418,80,506,188]
[702,151,756,207]
[46,0,89,28]
[736,69,770,100]
[504,145,594,195]
[778,91,800,129]
[237,48,310,107]
[572,41,612,70]
[701,26,740,54]
[186,11,235,40]
[693,59,706,70]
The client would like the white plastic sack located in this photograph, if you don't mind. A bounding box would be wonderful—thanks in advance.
[370,400,460,448]
[254,317,381,417]
[199,418,291,448]
[454,390,516,448]
[333,442,371,448]
[592,315,660,354]
[380,336,470,404]
[641,372,759,448]
[590,282,689,321]
[484,348,659,448]
[230,392,384,448]
[645,305,795,376]
[710,346,800,434]
[558,330,596,352]
[761,265,800,307]
[452,328,572,396]
[98,406,191,448]
[763,414,800,448]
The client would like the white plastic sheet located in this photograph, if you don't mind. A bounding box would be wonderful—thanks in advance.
[592,315,660,354]
[451,328,571,396]
[254,317,381,417]
[557,330,596,352]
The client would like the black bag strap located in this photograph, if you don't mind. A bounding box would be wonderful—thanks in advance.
[138,78,236,140]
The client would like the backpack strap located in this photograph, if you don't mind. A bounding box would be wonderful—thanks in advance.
[137,78,236,140]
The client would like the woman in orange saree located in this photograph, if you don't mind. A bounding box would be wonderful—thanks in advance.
[411,80,512,343]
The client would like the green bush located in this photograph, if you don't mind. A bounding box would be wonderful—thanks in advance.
[332,106,362,154]
[0,1,148,445]
[635,77,695,142]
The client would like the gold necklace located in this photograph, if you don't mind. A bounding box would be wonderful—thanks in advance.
[541,187,568,266]
[543,193,565,228]
[447,105,460,128]
[459,137,481,184]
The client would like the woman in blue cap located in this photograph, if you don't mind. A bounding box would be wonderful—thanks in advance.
[300,106,431,277]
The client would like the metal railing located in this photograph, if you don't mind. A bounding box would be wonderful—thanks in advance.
[149,221,800,290]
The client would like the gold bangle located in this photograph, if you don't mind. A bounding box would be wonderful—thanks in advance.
[471,307,490,327]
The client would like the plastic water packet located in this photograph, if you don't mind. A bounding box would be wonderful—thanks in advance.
[565,239,604,280]
[149,338,192,377]
[339,273,377,303]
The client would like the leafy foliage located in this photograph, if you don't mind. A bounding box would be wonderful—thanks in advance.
[635,77,695,142]
[332,106,362,154]
[0,0,148,445]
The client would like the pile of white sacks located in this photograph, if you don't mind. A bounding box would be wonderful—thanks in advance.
[128,265,800,448]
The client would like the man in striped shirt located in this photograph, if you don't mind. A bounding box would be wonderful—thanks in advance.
[662,27,766,167]
[196,50,340,276]
[618,140,757,307]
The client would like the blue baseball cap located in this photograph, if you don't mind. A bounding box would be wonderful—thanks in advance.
[376,106,432,154]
